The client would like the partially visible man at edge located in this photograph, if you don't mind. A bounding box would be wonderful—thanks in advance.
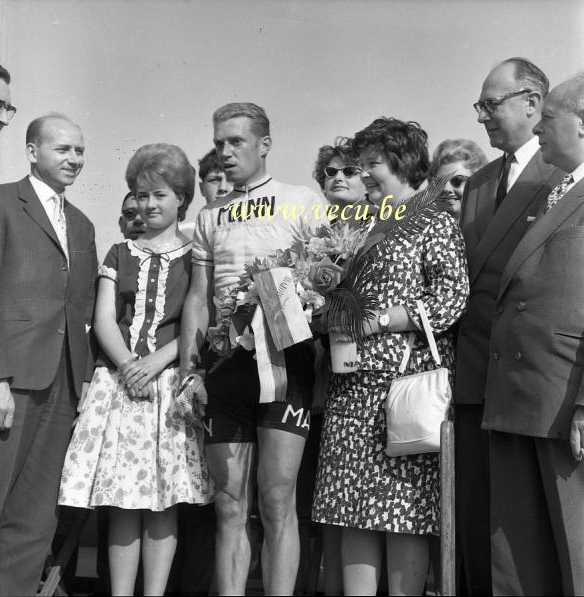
[0,114,97,596]
[483,71,584,596]
[454,57,563,595]
[180,102,323,595]
[0,64,15,133]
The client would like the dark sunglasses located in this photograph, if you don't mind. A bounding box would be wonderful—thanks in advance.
[324,166,362,178]
[449,174,469,188]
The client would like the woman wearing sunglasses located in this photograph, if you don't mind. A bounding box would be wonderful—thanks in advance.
[314,136,368,215]
[430,138,488,219]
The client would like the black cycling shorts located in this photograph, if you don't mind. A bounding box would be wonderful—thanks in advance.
[204,343,315,444]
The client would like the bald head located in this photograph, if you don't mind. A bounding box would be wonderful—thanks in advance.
[26,114,80,146]
[534,73,584,172]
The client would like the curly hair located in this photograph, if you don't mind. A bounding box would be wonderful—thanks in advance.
[353,117,429,190]
[429,138,488,178]
[125,144,195,222]
[312,137,360,190]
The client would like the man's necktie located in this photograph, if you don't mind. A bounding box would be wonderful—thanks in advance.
[544,174,574,214]
[495,153,515,208]
[51,193,69,261]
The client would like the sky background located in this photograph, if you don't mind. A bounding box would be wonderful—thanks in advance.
[0,0,583,258]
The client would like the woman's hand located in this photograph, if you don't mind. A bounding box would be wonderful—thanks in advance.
[121,353,166,399]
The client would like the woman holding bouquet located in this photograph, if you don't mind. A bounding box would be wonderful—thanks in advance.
[58,144,211,596]
[312,117,469,595]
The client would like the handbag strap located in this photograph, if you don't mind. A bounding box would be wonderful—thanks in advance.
[397,300,441,374]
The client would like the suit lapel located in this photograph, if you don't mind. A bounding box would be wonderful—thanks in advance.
[469,152,556,283]
[473,157,501,243]
[64,201,82,269]
[499,178,584,297]
[18,177,65,257]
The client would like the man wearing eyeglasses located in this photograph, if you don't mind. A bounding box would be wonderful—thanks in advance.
[0,64,16,132]
[454,57,563,596]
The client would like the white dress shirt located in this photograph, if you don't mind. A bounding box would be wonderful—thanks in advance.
[506,135,540,192]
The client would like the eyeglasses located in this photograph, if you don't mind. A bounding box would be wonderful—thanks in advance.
[473,88,532,115]
[0,100,17,122]
[324,166,362,178]
[449,174,469,188]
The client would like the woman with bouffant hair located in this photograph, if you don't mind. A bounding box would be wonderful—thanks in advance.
[59,144,210,596]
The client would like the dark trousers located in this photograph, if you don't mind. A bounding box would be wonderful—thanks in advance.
[490,430,584,596]
[454,404,492,595]
[0,347,76,596]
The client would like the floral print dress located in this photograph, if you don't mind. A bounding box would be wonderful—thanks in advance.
[59,240,211,511]
[312,211,469,534]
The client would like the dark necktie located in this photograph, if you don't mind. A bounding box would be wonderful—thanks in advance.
[495,153,515,209]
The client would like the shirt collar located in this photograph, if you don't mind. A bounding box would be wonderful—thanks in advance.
[512,135,540,168]
[233,174,272,194]
[569,162,584,185]
[29,174,63,206]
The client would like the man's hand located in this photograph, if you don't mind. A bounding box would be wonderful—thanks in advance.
[570,406,584,461]
[0,379,15,430]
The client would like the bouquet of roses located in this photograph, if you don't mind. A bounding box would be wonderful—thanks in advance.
[206,222,368,366]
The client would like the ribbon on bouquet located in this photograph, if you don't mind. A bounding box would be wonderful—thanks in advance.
[251,267,313,403]
[251,305,288,403]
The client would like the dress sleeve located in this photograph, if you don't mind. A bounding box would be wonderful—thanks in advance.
[191,207,214,267]
[404,212,469,334]
[98,244,119,282]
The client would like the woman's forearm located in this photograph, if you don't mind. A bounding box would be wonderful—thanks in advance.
[363,306,417,336]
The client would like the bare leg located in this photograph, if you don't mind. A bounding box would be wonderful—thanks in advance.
[206,442,256,595]
[342,527,382,596]
[386,532,429,596]
[108,507,141,596]
[142,507,178,596]
[323,524,343,595]
[257,428,305,595]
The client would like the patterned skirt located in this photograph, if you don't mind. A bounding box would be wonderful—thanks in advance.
[59,367,212,511]
[312,370,439,534]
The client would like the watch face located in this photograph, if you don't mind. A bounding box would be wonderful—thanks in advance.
[380,314,390,327]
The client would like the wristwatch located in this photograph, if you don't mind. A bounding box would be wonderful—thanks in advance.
[379,308,391,332]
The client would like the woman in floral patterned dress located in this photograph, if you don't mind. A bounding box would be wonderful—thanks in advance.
[312,118,469,595]
[59,144,211,596]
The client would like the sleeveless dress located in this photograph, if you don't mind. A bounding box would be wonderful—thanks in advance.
[59,240,211,511]
[312,211,468,534]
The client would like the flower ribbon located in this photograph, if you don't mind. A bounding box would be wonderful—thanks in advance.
[251,305,288,403]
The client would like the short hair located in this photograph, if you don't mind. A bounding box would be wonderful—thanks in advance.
[353,117,429,190]
[313,137,361,190]
[429,138,488,178]
[125,144,195,222]
[552,72,584,120]
[212,102,270,137]
[0,64,11,85]
[121,191,135,209]
[502,57,549,99]
[26,113,77,145]
[198,149,222,181]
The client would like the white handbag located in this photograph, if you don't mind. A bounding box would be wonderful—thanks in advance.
[385,300,452,457]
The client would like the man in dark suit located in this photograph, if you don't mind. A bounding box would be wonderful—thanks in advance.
[0,114,97,596]
[483,72,584,596]
[454,57,563,595]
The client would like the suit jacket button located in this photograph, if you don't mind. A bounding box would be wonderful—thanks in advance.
[496,304,504,314]
[517,302,526,311]
[57,328,65,335]
[493,351,500,360]
[515,351,523,360]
